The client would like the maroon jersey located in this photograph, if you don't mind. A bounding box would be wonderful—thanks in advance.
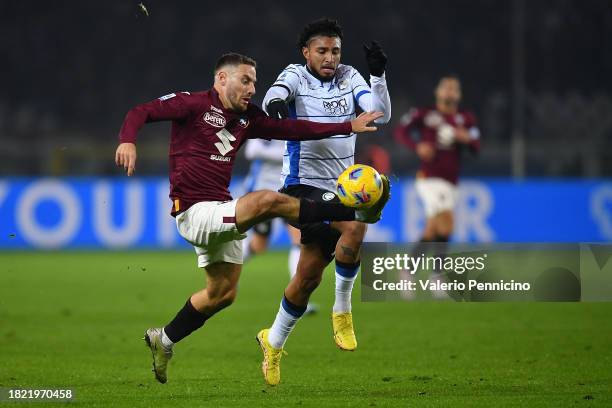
[394,107,480,184]
[119,88,352,215]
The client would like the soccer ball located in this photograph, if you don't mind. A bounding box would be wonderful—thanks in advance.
[336,164,383,209]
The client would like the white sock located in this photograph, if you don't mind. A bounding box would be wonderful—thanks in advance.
[288,244,300,279]
[333,273,358,313]
[268,301,302,349]
[160,328,174,349]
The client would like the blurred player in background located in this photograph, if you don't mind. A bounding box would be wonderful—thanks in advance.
[242,139,317,314]
[115,52,387,385]
[255,18,391,385]
[394,75,480,255]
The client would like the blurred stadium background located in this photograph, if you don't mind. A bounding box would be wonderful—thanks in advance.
[1,0,611,248]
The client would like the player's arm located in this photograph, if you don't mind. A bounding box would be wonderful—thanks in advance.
[250,109,384,141]
[262,65,301,119]
[393,108,423,150]
[394,108,435,162]
[453,113,481,154]
[352,42,391,124]
[415,141,436,162]
[244,139,285,164]
[115,92,202,176]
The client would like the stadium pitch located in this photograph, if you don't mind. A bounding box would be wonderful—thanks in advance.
[1,251,611,406]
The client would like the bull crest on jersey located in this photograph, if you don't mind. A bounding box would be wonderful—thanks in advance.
[214,129,236,156]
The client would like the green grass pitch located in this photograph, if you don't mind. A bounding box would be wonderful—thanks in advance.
[1,250,611,407]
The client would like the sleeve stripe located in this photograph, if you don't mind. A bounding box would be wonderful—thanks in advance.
[355,89,371,102]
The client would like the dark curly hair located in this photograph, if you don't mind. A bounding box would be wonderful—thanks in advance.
[297,18,344,50]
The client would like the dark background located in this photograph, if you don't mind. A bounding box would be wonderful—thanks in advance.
[1,0,611,178]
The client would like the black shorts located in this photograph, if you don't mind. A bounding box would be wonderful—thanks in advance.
[280,184,341,260]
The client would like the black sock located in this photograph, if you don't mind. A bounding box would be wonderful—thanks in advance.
[298,198,355,224]
[433,235,449,258]
[411,238,434,259]
[433,236,449,275]
[163,298,210,343]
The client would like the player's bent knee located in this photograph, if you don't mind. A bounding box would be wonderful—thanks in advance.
[257,191,289,216]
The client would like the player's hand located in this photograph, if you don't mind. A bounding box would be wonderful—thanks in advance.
[416,142,435,162]
[266,98,289,119]
[115,143,137,176]
[454,127,472,144]
[363,41,387,77]
[351,111,384,133]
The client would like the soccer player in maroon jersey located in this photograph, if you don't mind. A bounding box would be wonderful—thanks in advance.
[115,53,389,384]
[394,75,480,244]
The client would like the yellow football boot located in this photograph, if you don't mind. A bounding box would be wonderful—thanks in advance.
[332,312,357,351]
[256,329,285,386]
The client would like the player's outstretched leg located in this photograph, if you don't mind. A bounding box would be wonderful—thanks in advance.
[145,262,240,383]
[235,190,389,233]
[257,244,328,385]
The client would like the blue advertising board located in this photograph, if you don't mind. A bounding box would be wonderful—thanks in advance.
[0,178,610,249]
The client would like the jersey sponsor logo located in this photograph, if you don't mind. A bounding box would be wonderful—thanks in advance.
[210,105,223,114]
[203,111,227,128]
[322,192,336,201]
[323,98,349,115]
[214,128,236,156]
[210,154,232,162]
[158,93,176,101]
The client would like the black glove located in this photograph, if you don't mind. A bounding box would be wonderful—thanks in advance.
[363,41,387,77]
[266,98,289,119]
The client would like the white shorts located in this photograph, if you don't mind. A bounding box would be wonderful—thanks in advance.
[175,200,246,268]
[415,178,458,217]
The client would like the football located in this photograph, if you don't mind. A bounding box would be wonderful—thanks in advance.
[336,164,384,208]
